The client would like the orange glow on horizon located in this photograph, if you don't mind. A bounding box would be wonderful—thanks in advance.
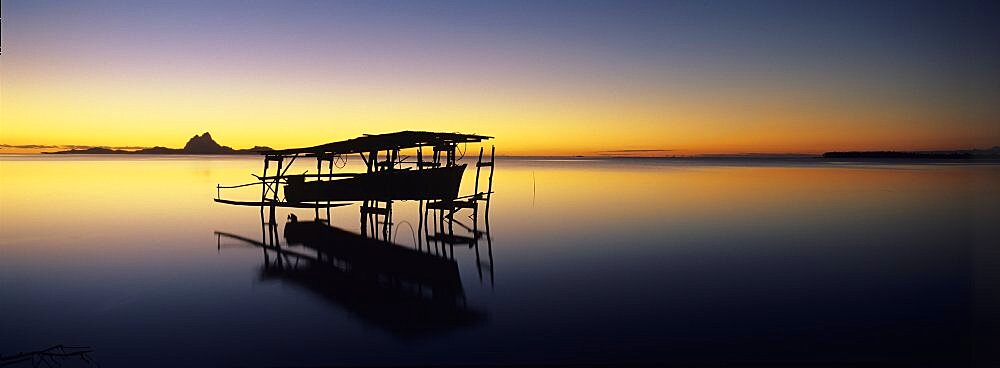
[2,69,994,155]
[3,1,999,156]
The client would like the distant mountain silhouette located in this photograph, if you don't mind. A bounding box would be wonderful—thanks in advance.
[182,132,235,154]
[45,132,271,155]
[823,146,1000,159]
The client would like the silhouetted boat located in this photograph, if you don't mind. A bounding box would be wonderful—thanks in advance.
[283,164,466,202]
[214,131,493,206]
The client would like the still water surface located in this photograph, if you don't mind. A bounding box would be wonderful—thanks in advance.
[1,156,997,366]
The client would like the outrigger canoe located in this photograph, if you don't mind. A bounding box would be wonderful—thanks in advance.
[215,131,492,206]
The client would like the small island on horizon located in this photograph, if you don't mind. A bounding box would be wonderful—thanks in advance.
[821,147,1000,159]
[44,132,272,155]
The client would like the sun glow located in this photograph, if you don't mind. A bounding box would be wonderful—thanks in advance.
[2,1,998,155]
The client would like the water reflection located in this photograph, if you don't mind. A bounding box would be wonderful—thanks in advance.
[3,156,996,367]
[215,197,493,339]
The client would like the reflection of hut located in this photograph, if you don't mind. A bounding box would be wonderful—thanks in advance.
[274,221,484,338]
[218,219,487,339]
[283,221,465,298]
[260,263,483,339]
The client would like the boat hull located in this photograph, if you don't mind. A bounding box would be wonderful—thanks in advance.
[284,164,466,202]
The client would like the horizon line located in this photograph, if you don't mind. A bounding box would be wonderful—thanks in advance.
[2,142,998,157]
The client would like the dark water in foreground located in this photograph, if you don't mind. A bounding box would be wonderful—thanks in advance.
[1,156,998,367]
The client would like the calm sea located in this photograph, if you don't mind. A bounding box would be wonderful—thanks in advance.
[1,155,997,367]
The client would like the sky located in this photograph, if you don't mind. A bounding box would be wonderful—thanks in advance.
[2,0,999,155]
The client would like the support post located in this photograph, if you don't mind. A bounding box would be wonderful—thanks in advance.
[261,158,270,202]
[417,146,423,170]
[327,157,333,221]
[474,147,484,198]
[315,157,322,219]
[274,157,283,202]
[486,145,495,213]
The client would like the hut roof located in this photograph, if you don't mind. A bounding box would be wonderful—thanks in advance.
[263,131,491,156]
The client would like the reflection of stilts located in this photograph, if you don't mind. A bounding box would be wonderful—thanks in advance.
[423,202,495,287]
[216,204,292,271]
[423,145,496,286]
[313,153,338,223]
[361,199,392,242]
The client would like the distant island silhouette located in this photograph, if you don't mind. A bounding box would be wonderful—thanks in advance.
[33,135,1000,159]
[822,146,1000,159]
[45,133,272,155]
